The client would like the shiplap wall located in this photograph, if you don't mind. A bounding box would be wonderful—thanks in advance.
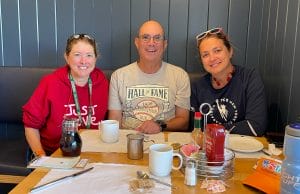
[0,0,299,132]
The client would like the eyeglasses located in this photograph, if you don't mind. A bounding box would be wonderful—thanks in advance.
[196,28,223,46]
[138,34,164,43]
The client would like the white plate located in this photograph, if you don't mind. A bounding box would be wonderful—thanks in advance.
[227,135,264,153]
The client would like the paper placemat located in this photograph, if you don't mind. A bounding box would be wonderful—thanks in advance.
[80,130,165,153]
[81,130,267,158]
[27,156,80,169]
[32,163,171,194]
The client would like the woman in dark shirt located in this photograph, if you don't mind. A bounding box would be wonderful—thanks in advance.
[191,28,267,136]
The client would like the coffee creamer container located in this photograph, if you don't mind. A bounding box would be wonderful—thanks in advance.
[280,123,300,194]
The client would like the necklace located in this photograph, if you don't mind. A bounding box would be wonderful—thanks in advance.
[212,66,235,87]
[68,73,93,128]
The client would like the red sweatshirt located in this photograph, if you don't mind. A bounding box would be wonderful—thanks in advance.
[23,65,109,153]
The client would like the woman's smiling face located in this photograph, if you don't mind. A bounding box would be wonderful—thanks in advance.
[64,41,97,81]
[199,37,233,76]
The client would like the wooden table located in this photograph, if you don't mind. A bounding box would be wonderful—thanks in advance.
[9,136,271,194]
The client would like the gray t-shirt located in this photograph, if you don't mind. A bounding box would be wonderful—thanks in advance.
[109,61,190,129]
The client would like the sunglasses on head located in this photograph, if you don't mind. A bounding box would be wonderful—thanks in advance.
[69,34,94,41]
[196,28,223,46]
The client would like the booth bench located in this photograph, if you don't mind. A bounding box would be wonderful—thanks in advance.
[0,66,202,184]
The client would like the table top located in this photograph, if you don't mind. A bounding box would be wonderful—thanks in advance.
[9,133,273,194]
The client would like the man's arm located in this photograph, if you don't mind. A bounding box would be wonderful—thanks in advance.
[165,106,189,132]
[136,106,189,134]
[166,68,190,132]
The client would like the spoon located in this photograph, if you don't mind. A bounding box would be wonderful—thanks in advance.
[136,171,176,189]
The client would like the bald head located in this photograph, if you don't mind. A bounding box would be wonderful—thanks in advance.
[134,20,167,69]
[137,20,165,38]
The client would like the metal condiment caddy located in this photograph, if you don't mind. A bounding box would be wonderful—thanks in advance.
[181,103,235,180]
[180,149,235,180]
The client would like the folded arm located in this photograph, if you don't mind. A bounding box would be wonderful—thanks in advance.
[136,106,189,134]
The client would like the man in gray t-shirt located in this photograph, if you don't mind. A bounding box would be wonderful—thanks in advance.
[108,20,190,134]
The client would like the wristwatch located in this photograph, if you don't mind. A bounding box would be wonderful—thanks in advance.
[155,120,167,131]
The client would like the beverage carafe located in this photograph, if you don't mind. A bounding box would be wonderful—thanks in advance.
[60,117,82,157]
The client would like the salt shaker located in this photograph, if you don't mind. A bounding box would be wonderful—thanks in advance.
[184,159,197,186]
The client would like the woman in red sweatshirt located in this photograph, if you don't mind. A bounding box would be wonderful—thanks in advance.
[23,34,109,156]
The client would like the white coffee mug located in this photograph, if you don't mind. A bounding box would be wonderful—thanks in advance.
[99,120,119,143]
[149,144,183,177]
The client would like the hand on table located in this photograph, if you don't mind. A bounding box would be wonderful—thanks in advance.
[135,120,161,134]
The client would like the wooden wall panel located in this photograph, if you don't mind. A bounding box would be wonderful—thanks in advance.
[168,0,189,68]
[0,1,2,65]
[130,0,150,62]
[266,0,288,131]
[74,0,94,34]
[56,0,74,66]
[281,0,300,123]
[150,0,169,61]
[186,0,209,73]
[37,0,56,67]
[19,0,39,67]
[290,13,300,123]
[208,0,229,32]
[228,0,250,67]
[246,0,263,70]
[111,0,131,68]
[93,0,112,69]
[1,0,20,66]
[264,0,279,124]
[259,0,270,77]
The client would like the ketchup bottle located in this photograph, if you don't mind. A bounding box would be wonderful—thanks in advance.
[205,123,225,166]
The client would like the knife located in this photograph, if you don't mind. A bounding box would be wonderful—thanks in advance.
[30,167,94,193]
